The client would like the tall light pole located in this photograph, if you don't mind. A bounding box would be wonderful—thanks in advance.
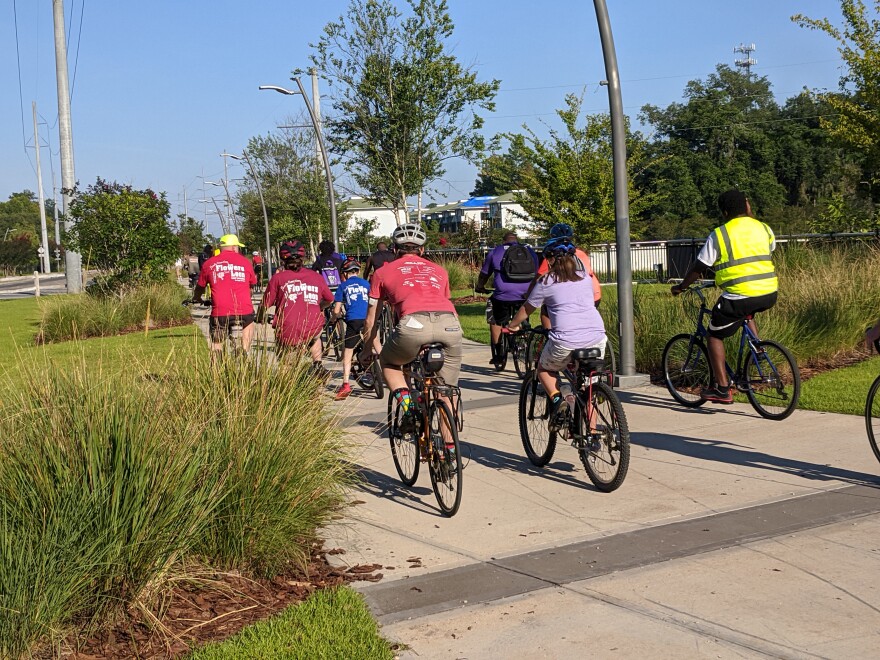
[259,80,339,246]
[32,102,51,273]
[593,0,646,386]
[225,152,273,278]
[204,181,238,233]
[199,198,229,234]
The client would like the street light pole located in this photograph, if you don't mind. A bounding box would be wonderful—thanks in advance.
[259,80,339,246]
[226,152,273,278]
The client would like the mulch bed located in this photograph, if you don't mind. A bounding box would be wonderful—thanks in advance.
[452,295,488,305]
[47,543,382,659]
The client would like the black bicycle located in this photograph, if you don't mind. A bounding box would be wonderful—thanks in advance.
[321,308,344,361]
[864,334,880,464]
[387,344,464,516]
[523,326,617,382]
[480,293,530,377]
[662,282,800,420]
[351,348,385,400]
[518,343,630,492]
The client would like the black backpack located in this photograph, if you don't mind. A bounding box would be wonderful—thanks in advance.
[500,243,536,282]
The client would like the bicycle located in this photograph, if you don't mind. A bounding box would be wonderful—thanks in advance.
[864,334,880,464]
[321,308,344,361]
[662,282,800,420]
[182,299,246,356]
[480,291,530,377]
[377,302,395,345]
[387,343,464,516]
[523,325,617,381]
[517,343,630,491]
[351,347,385,400]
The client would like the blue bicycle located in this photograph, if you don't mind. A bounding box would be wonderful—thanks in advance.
[662,282,800,420]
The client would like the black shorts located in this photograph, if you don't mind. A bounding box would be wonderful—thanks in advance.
[708,292,777,339]
[210,314,255,342]
[489,297,524,326]
[344,319,365,349]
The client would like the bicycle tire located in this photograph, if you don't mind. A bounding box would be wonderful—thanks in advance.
[427,400,463,516]
[604,342,617,380]
[662,333,711,407]
[493,338,508,372]
[518,369,557,466]
[577,381,630,492]
[512,332,528,379]
[524,331,546,375]
[379,305,393,345]
[744,340,800,421]
[371,360,384,400]
[865,375,880,464]
[387,393,419,486]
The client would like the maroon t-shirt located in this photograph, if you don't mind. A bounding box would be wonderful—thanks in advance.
[264,268,333,345]
[197,251,257,317]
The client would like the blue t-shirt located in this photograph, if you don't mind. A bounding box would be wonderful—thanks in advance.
[480,242,539,302]
[334,276,371,320]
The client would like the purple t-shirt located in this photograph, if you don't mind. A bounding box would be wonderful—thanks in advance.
[480,242,539,301]
[527,275,605,348]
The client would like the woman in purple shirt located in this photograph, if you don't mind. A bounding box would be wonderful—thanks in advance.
[508,236,607,426]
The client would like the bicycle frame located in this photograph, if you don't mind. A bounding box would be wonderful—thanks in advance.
[404,351,463,458]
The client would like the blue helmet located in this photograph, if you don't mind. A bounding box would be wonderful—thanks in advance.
[549,223,574,239]
[543,236,576,256]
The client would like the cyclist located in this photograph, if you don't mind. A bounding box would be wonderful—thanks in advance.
[252,250,264,290]
[312,240,345,291]
[475,230,538,367]
[192,234,258,359]
[535,223,601,308]
[359,222,462,429]
[362,240,396,281]
[258,240,334,375]
[332,258,375,400]
[671,189,778,404]
[508,235,607,430]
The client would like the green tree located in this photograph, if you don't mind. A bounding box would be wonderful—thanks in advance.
[503,93,649,245]
[794,2,880,168]
[176,214,207,256]
[470,152,534,196]
[65,178,177,290]
[342,216,378,255]
[307,0,498,219]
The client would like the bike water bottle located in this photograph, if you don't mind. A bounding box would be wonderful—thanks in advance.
[485,298,494,324]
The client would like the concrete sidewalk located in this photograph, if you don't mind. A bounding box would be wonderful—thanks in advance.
[323,339,880,659]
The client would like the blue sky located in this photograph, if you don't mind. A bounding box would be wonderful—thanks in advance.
[2,0,844,236]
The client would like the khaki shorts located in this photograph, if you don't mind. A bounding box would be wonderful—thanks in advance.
[539,336,607,372]
[381,312,463,386]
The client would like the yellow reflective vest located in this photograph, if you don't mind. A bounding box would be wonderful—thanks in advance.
[711,216,777,296]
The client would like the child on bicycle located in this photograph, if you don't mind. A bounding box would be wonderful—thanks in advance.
[508,236,607,430]
[331,258,378,400]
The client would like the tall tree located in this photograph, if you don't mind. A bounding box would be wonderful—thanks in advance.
[470,152,534,197]
[794,1,880,171]
[307,0,498,220]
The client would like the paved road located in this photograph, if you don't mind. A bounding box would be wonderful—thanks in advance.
[0,273,68,299]
[187,306,880,658]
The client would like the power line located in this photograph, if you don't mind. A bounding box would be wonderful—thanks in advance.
[12,0,27,149]
[70,0,85,99]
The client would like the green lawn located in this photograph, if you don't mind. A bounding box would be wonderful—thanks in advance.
[188,587,395,660]
[799,356,880,416]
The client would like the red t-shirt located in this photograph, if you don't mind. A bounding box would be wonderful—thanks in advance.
[264,268,333,346]
[252,254,263,265]
[537,247,602,302]
[197,251,257,316]
[369,255,455,318]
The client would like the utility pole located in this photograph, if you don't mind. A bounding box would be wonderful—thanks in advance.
[734,43,757,78]
[32,102,52,273]
[53,0,81,292]
[311,69,323,173]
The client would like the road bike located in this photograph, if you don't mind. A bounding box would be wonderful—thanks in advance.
[518,343,630,492]
[662,282,800,420]
[387,343,464,516]
[864,335,880,464]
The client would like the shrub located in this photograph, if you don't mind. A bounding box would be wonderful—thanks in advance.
[0,347,352,656]
[38,280,191,343]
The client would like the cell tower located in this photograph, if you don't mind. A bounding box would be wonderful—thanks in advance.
[734,43,757,77]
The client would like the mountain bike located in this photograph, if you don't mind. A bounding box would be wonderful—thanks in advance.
[481,292,529,377]
[864,334,880,464]
[387,343,464,516]
[662,282,800,420]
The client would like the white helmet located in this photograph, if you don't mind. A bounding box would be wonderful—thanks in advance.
[391,222,427,247]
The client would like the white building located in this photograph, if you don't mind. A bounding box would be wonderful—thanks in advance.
[486,191,533,236]
[344,196,407,238]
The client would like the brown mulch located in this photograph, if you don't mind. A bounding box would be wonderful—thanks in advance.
[46,543,383,659]
[452,295,488,305]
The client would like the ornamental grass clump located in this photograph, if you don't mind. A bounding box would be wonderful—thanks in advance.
[0,345,351,657]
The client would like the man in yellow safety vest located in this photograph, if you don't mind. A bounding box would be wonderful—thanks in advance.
[671,189,778,403]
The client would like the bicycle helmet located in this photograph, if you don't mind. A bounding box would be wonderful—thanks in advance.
[279,240,306,260]
[342,258,361,273]
[391,222,427,247]
[543,236,576,257]
[549,223,574,239]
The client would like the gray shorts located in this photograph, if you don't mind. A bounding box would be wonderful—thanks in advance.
[381,312,463,386]
[539,336,607,372]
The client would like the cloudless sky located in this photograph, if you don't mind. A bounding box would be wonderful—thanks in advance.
[2,0,844,236]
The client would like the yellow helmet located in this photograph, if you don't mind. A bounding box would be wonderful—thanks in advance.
[218,234,244,248]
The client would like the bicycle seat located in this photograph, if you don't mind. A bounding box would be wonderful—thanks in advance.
[420,343,445,375]
[572,347,602,361]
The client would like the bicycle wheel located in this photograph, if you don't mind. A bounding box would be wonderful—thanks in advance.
[427,400,463,516]
[603,342,617,378]
[524,331,546,375]
[745,340,800,421]
[577,381,630,492]
[518,370,556,466]
[379,305,393,345]
[512,332,528,379]
[387,393,419,486]
[371,359,385,400]
[330,320,344,361]
[493,339,508,371]
[865,376,880,464]
[662,333,711,407]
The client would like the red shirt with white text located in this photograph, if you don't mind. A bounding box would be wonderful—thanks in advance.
[264,268,333,346]
[369,255,455,318]
[197,251,257,316]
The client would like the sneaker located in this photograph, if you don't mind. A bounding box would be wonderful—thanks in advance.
[548,395,569,433]
[309,362,332,382]
[359,372,374,388]
[335,383,352,400]
[700,384,734,404]
[398,409,417,435]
